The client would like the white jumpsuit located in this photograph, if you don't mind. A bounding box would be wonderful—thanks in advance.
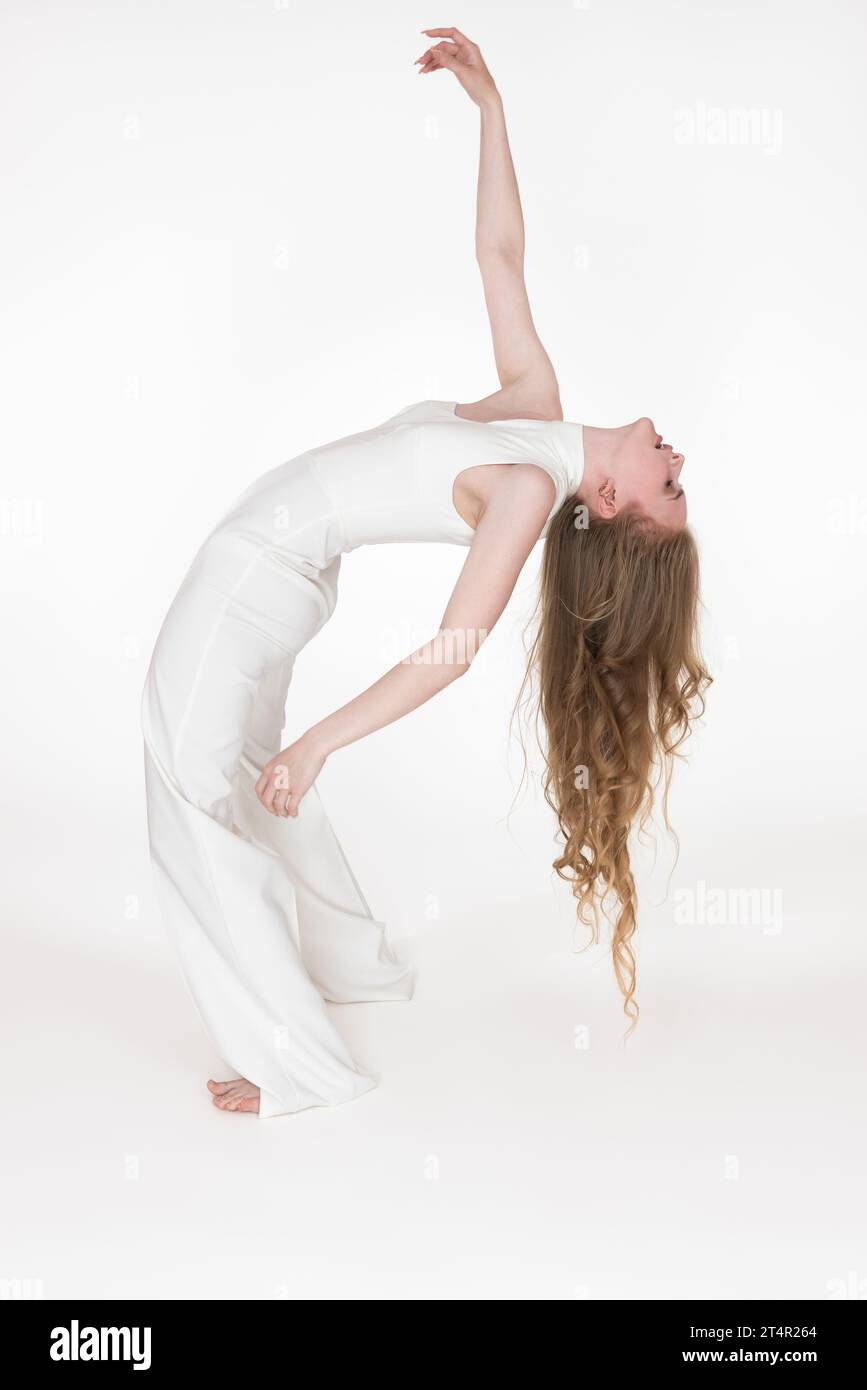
[141,399,585,1117]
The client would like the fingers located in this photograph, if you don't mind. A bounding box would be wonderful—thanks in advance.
[258,777,277,813]
[272,788,299,818]
[256,760,296,817]
[258,764,276,813]
[415,42,456,72]
[421,27,475,46]
[415,27,479,76]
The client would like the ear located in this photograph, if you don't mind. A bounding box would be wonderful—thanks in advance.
[597,477,617,519]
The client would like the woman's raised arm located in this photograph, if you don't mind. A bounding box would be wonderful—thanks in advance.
[416,27,561,421]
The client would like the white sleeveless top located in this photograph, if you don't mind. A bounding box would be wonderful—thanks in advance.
[214,398,585,568]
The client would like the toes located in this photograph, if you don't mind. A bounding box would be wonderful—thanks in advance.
[211,1092,259,1112]
[212,1088,241,1108]
[208,1078,259,1112]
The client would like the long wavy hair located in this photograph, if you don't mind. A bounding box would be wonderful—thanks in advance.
[517,498,711,1032]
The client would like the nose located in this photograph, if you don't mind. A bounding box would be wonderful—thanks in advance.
[670,450,685,477]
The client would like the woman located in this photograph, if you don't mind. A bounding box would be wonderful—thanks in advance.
[141,28,709,1118]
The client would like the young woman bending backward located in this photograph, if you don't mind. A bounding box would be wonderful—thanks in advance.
[141,29,710,1117]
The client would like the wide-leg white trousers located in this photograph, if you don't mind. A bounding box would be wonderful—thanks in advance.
[141,527,413,1118]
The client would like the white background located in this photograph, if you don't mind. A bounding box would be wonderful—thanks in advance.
[2,0,865,1300]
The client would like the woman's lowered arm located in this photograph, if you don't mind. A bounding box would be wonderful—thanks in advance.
[255,466,555,817]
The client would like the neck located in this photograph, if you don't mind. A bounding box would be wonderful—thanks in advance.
[580,424,618,499]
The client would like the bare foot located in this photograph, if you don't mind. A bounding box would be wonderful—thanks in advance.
[207,1077,260,1114]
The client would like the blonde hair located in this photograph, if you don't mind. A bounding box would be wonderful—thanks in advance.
[519,499,711,1029]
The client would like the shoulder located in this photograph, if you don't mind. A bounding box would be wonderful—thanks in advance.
[482,462,557,529]
[504,462,557,495]
[469,466,554,557]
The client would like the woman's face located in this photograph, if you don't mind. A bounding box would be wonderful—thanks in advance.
[609,417,687,529]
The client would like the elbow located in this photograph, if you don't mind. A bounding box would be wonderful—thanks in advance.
[475,241,523,269]
[439,626,487,673]
[434,654,472,689]
[421,627,484,684]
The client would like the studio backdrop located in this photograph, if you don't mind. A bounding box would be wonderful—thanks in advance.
[1,0,864,1300]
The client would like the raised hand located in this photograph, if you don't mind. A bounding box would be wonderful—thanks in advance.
[415,27,497,106]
